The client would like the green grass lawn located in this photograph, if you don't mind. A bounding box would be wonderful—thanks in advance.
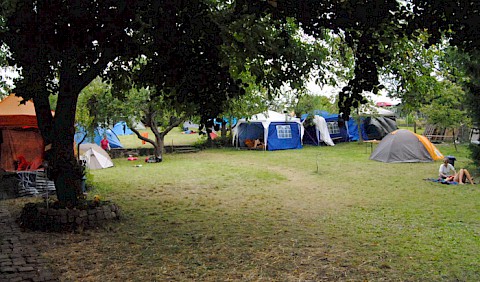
[6,142,480,281]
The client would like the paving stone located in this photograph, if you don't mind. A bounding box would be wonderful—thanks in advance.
[18,266,35,272]
[0,202,59,282]
[12,259,26,266]
[1,261,13,267]
[0,266,16,273]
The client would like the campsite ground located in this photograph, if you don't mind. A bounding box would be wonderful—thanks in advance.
[3,142,479,281]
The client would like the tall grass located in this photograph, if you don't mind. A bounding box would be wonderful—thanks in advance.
[8,142,480,281]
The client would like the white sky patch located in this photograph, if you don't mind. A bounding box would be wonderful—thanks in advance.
[0,67,19,93]
[306,79,401,105]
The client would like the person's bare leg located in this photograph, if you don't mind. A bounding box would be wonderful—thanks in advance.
[453,171,460,182]
[463,169,475,184]
[457,169,465,184]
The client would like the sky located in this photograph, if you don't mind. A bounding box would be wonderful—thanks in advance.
[306,79,400,105]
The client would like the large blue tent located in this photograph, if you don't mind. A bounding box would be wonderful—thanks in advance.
[301,108,397,144]
[233,111,303,151]
[112,121,134,136]
[74,126,123,149]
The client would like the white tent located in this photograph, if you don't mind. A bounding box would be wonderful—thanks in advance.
[232,110,304,151]
[312,115,335,146]
[79,143,114,170]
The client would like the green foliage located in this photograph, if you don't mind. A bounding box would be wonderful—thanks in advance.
[379,31,442,111]
[291,93,337,117]
[83,168,95,191]
[420,81,469,129]
[76,77,118,139]
[3,0,480,204]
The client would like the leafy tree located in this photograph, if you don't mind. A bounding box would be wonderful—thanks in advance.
[1,1,144,204]
[75,77,118,148]
[3,0,480,205]
[293,93,336,117]
[421,81,469,149]
[239,0,480,118]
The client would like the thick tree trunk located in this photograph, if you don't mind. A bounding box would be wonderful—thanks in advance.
[154,137,164,159]
[31,90,80,205]
[51,92,83,206]
[130,114,184,161]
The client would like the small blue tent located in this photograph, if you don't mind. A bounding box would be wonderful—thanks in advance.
[74,127,123,149]
[112,121,134,136]
[233,111,303,151]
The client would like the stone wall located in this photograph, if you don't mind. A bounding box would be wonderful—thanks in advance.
[19,202,121,232]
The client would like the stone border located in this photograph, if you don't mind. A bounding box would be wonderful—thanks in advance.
[18,202,121,232]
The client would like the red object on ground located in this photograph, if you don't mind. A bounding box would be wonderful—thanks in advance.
[127,157,138,161]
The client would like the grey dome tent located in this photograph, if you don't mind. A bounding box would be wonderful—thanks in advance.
[370,129,444,163]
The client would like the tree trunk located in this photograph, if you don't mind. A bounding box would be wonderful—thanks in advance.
[221,121,227,138]
[32,90,81,206]
[154,136,164,159]
[51,92,83,206]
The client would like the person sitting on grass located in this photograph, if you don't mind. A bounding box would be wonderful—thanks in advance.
[439,157,475,185]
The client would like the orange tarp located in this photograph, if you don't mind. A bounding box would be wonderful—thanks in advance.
[0,94,44,171]
[0,94,38,128]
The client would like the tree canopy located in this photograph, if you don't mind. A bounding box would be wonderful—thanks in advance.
[2,0,480,203]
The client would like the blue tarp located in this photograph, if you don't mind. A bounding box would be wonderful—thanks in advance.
[301,111,368,142]
[112,121,134,136]
[235,111,303,151]
[267,122,302,151]
[74,126,123,149]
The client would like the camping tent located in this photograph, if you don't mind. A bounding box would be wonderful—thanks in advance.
[74,126,123,149]
[304,111,366,142]
[370,129,444,163]
[360,107,398,140]
[301,108,397,144]
[0,94,45,171]
[112,121,134,136]
[301,114,335,146]
[233,111,304,151]
[78,143,114,170]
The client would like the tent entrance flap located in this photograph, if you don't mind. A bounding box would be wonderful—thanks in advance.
[237,122,264,148]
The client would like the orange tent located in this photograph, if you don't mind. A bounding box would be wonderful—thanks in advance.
[0,94,45,171]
